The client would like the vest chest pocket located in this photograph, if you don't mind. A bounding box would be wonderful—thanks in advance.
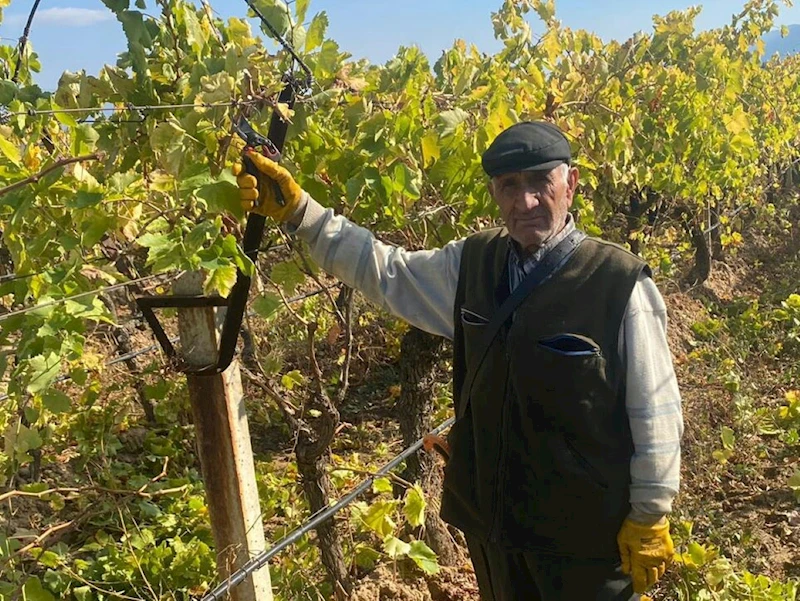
[538,333,602,357]
[460,307,490,326]
[459,306,490,366]
[511,332,609,426]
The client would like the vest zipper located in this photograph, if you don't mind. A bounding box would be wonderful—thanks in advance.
[489,364,512,543]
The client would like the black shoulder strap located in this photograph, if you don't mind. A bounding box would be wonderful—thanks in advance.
[457,228,587,419]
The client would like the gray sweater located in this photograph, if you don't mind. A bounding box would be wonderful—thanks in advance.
[290,195,684,523]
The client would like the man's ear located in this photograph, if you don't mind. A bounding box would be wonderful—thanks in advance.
[566,167,580,206]
[488,177,496,200]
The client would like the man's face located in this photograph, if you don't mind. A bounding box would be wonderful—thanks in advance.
[490,164,579,252]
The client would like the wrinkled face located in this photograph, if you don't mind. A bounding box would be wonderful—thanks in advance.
[490,164,579,253]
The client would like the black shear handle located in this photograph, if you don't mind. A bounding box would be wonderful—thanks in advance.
[214,84,296,373]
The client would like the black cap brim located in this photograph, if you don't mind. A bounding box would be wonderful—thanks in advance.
[489,159,569,177]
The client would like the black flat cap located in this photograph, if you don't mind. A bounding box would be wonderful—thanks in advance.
[481,121,571,177]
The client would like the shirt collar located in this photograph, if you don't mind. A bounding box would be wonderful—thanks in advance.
[508,214,576,273]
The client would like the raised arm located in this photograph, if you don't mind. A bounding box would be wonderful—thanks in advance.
[233,151,462,339]
[288,194,462,340]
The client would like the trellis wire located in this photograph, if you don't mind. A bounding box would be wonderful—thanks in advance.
[0,273,170,323]
[199,416,456,601]
[0,284,337,403]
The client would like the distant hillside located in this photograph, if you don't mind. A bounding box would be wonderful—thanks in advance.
[763,24,800,57]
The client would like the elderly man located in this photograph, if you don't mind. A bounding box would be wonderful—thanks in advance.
[234,121,683,600]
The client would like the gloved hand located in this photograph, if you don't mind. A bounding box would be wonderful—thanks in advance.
[617,518,674,594]
[232,150,305,222]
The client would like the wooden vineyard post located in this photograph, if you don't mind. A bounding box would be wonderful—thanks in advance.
[174,273,273,601]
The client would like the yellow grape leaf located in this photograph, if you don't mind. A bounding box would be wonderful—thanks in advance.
[403,485,426,527]
[724,107,749,135]
[275,102,295,122]
[421,133,441,168]
[529,64,545,88]
[0,134,20,165]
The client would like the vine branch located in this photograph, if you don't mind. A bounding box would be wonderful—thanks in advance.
[0,153,105,198]
[11,0,42,83]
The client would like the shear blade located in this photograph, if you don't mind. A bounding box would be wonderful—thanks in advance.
[234,116,270,147]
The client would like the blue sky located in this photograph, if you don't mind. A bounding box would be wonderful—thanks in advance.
[2,0,800,91]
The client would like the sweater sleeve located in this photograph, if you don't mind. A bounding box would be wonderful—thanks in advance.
[619,273,684,523]
[288,194,463,340]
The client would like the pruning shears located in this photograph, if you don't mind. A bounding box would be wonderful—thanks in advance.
[233,115,286,207]
[422,433,451,462]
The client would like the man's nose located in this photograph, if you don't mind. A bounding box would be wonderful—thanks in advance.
[519,190,540,210]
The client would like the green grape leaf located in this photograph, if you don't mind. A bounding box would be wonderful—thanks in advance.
[305,11,328,52]
[361,499,398,538]
[788,470,800,500]
[181,4,206,53]
[71,124,100,156]
[421,133,440,168]
[16,425,43,454]
[102,0,129,12]
[26,352,61,394]
[0,80,18,104]
[69,191,104,209]
[204,264,238,297]
[408,540,439,574]
[179,164,214,192]
[220,234,254,277]
[72,586,92,601]
[43,390,72,414]
[295,0,310,21]
[30,549,60,568]
[184,220,219,256]
[354,544,380,569]
[403,484,426,527]
[197,181,241,216]
[687,541,708,567]
[280,369,305,390]
[271,261,305,295]
[252,0,293,37]
[438,108,469,137]
[382,535,410,559]
[252,293,283,320]
[720,426,735,451]
[81,214,116,248]
[22,577,55,601]
[372,477,393,494]
[53,105,79,128]
[150,120,185,149]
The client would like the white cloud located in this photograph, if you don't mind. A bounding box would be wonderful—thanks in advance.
[5,7,113,28]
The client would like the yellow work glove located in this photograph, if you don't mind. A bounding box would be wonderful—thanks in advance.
[232,150,304,222]
[617,518,674,594]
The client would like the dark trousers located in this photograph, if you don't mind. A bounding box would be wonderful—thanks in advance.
[466,536,636,601]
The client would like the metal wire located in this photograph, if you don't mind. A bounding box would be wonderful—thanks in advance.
[0,272,36,284]
[0,284,336,403]
[0,273,170,324]
[3,100,259,120]
[199,416,456,601]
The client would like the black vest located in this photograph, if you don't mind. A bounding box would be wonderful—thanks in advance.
[441,228,648,558]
